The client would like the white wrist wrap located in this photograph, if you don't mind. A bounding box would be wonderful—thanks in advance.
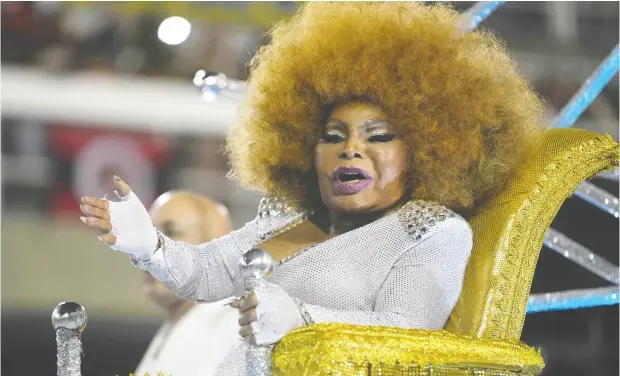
[106,191,158,259]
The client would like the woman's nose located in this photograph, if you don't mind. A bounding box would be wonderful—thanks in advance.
[339,138,363,159]
[339,149,363,159]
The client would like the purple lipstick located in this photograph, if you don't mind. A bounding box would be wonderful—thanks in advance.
[331,167,373,194]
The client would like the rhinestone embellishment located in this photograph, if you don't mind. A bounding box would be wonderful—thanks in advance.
[399,200,456,240]
[256,196,312,242]
[293,297,315,325]
[257,196,294,219]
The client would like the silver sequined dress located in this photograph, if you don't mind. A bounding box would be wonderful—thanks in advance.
[132,198,473,375]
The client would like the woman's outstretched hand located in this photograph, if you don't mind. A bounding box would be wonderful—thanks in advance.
[79,175,159,260]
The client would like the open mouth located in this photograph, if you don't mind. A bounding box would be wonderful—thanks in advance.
[331,167,373,193]
[338,172,367,183]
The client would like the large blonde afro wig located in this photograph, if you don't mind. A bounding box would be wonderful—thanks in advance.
[226,2,543,212]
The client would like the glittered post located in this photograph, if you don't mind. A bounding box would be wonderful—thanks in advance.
[549,44,620,129]
[52,302,87,376]
[544,228,620,285]
[527,286,620,313]
[459,1,505,32]
[239,248,276,376]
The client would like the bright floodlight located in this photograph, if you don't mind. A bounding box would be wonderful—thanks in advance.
[158,17,191,45]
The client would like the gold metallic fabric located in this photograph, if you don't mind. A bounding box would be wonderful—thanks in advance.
[272,323,544,375]
[445,129,619,340]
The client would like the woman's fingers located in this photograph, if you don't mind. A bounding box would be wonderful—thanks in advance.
[81,196,109,211]
[237,295,259,342]
[114,175,132,197]
[80,204,110,221]
[239,324,253,338]
[98,233,117,246]
[237,296,259,343]
[80,216,113,234]
[79,194,113,242]
[238,308,257,326]
[238,292,258,312]
[238,324,257,344]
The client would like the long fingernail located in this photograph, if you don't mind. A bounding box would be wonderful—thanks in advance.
[79,216,87,224]
[97,236,104,243]
[113,175,121,181]
[223,298,238,307]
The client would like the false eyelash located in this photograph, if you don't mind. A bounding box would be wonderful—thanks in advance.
[367,134,395,143]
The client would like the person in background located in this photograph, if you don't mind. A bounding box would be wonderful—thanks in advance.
[134,191,238,376]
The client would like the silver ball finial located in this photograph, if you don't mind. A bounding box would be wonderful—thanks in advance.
[52,302,87,332]
[239,248,275,280]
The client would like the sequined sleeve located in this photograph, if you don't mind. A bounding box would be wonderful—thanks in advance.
[130,220,262,303]
[300,216,473,329]
[130,197,307,304]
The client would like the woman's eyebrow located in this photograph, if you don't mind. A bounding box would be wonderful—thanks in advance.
[325,118,391,131]
[360,119,390,130]
[325,118,347,128]
[325,118,348,129]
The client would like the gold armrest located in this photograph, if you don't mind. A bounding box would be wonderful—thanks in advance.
[273,323,544,376]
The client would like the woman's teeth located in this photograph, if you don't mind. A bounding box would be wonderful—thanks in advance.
[340,173,365,182]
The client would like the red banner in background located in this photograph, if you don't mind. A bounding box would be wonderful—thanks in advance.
[48,124,171,217]
[49,125,170,164]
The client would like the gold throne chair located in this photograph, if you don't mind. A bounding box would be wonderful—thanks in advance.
[272,129,619,375]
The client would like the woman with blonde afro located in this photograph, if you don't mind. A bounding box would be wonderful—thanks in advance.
[80,3,543,374]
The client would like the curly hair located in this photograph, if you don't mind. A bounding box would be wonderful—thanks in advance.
[226,2,543,212]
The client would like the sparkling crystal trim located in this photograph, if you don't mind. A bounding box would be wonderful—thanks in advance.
[259,215,308,243]
[256,196,313,242]
[399,200,456,240]
[275,243,317,266]
[262,198,459,265]
[246,344,274,376]
[257,196,296,219]
[293,298,316,325]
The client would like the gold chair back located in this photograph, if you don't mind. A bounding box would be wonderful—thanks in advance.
[445,129,619,341]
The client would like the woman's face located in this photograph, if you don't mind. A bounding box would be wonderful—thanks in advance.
[314,101,408,214]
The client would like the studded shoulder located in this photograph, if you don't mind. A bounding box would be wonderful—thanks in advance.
[399,200,458,241]
[257,196,296,219]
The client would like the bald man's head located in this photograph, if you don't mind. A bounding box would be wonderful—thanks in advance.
[149,191,232,244]
[144,191,232,314]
